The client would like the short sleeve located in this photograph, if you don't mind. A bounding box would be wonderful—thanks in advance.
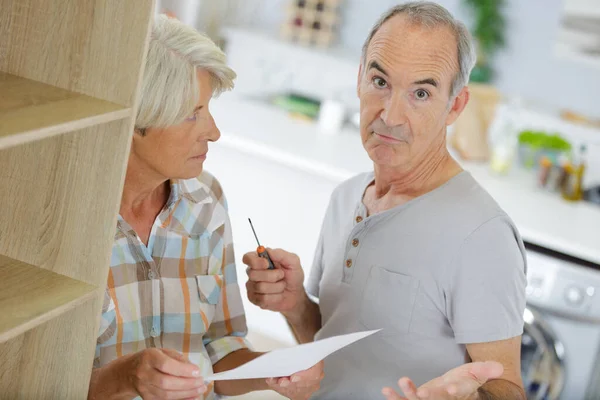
[446,216,527,344]
[306,227,325,298]
[307,192,336,298]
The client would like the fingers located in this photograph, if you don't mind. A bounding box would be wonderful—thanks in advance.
[247,279,286,294]
[267,377,291,388]
[382,386,407,400]
[246,268,285,284]
[141,368,206,399]
[246,292,284,309]
[161,387,207,399]
[243,252,270,271]
[150,374,205,392]
[150,349,201,378]
[290,361,324,382]
[267,361,324,394]
[419,373,488,399]
[397,377,421,400]
[267,248,301,270]
[467,361,504,384]
[161,348,190,363]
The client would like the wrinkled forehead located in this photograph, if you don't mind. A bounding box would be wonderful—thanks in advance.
[366,15,459,88]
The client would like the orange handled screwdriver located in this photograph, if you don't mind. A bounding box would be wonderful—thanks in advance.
[248,218,275,270]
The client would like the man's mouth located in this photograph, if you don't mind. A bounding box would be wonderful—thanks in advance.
[373,132,402,143]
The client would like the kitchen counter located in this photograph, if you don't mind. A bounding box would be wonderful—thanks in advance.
[211,95,600,265]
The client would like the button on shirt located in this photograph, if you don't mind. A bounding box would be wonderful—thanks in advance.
[95,172,250,400]
[307,171,527,399]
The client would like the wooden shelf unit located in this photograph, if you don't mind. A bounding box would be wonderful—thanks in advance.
[0,72,131,151]
[0,255,97,344]
[0,0,154,397]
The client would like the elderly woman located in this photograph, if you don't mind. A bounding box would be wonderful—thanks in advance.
[87,14,323,400]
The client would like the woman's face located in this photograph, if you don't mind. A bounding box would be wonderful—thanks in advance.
[130,69,220,180]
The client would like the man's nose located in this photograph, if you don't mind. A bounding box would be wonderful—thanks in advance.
[380,91,408,127]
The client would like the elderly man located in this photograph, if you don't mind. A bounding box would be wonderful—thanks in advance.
[244,2,526,400]
[87,14,322,400]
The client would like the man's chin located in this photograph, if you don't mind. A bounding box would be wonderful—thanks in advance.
[367,146,407,167]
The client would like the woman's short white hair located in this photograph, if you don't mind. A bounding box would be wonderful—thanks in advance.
[362,1,476,98]
[135,14,236,132]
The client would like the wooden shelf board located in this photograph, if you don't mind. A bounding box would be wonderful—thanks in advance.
[0,254,99,344]
[0,72,131,151]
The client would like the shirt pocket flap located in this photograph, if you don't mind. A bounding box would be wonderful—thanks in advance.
[196,274,223,305]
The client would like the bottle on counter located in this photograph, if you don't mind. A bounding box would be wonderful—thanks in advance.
[537,156,552,188]
[561,144,587,201]
[489,133,517,174]
[488,97,522,175]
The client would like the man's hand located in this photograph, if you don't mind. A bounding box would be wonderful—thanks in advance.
[243,248,306,314]
[382,361,504,400]
[267,361,325,400]
[119,348,206,400]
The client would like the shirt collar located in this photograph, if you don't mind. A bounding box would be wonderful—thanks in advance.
[169,178,212,206]
[115,178,213,240]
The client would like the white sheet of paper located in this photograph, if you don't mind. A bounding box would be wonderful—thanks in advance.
[204,329,380,381]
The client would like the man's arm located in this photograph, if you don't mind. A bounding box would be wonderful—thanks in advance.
[467,337,526,400]
[383,337,525,400]
[284,292,322,344]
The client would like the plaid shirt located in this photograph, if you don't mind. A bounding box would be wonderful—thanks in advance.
[95,172,250,399]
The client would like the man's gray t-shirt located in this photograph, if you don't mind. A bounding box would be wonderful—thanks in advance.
[307,171,527,399]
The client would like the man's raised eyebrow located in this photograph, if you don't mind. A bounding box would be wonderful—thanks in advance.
[368,60,388,76]
[413,78,438,87]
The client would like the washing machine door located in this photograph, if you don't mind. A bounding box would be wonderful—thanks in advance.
[521,307,565,400]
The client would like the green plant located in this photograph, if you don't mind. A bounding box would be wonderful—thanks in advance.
[518,130,572,152]
[462,0,507,82]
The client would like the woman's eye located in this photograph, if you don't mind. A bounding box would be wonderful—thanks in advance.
[415,89,429,100]
[186,112,197,121]
[373,77,388,88]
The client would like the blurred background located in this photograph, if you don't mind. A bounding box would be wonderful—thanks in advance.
[156,1,600,399]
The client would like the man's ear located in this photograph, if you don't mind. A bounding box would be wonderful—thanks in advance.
[357,63,363,98]
[445,86,470,126]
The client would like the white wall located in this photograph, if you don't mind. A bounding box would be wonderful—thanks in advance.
[229,0,600,119]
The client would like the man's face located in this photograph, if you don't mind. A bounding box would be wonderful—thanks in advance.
[358,16,468,169]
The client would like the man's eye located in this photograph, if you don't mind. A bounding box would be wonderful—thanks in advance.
[373,77,388,88]
[415,89,429,100]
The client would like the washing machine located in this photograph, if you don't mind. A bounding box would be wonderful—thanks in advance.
[522,242,600,400]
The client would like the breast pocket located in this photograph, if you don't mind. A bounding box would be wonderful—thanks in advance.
[359,267,420,335]
[195,274,223,328]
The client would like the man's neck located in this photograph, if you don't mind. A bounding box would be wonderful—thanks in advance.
[365,148,462,214]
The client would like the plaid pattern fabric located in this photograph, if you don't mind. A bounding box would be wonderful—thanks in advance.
[95,171,250,399]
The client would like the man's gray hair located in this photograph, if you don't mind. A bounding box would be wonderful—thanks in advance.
[361,1,477,97]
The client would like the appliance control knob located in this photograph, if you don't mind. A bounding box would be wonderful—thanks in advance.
[564,285,584,306]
